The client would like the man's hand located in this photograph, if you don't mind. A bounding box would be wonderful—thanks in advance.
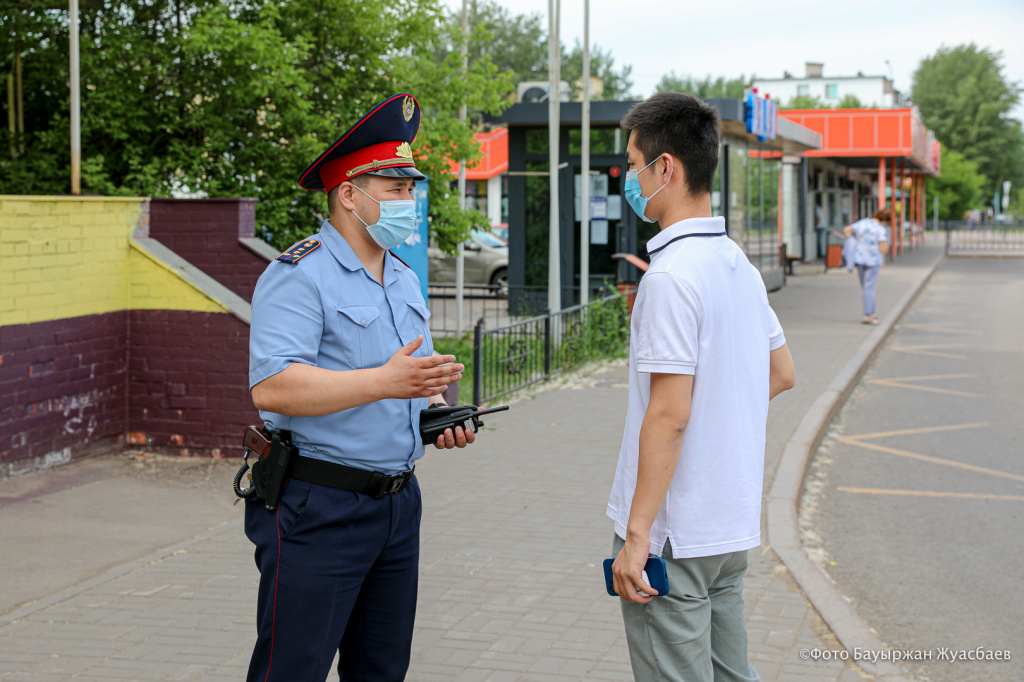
[378,336,463,400]
[433,425,476,450]
[612,534,657,604]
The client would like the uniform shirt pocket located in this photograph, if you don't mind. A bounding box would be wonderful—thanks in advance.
[403,300,432,356]
[336,305,386,368]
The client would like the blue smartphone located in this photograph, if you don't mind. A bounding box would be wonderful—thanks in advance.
[603,556,670,597]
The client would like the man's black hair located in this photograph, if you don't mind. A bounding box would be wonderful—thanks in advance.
[620,92,721,198]
[326,173,371,215]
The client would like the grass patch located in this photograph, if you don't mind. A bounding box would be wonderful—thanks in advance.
[432,333,475,404]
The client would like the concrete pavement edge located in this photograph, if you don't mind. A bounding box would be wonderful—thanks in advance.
[767,255,945,682]
[0,516,244,628]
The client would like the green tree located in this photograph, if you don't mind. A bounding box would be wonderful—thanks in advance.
[0,0,510,249]
[434,0,547,87]
[561,41,634,100]
[655,71,748,99]
[435,1,632,102]
[911,43,1024,198]
[925,144,986,220]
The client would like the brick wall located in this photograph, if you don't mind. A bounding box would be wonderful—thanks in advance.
[127,310,256,456]
[0,313,128,475]
[148,198,269,303]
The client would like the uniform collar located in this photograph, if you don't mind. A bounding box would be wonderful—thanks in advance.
[319,220,402,283]
[645,216,726,259]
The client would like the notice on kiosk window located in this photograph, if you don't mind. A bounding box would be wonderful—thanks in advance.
[590,220,609,245]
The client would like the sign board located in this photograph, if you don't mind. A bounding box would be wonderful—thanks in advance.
[392,178,430,302]
[745,93,778,142]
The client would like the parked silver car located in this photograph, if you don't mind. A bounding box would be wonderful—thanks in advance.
[429,230,508,294]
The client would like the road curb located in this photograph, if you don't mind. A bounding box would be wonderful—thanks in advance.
[0,517,243,628]
[767,255,945,682]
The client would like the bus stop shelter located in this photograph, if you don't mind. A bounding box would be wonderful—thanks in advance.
[489,98,821,307]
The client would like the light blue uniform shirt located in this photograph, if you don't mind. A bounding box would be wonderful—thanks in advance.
[249,220,432,474]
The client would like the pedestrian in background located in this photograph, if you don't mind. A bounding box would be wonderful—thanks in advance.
[843,208,891,324]
[607,92,796,682]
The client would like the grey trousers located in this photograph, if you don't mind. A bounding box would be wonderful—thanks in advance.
[614,534,761,682]
[857,264,880,316]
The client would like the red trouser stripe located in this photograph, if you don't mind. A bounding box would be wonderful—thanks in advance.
[264,505,282,682]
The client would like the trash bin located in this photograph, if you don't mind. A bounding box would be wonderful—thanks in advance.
[826,243,843,269]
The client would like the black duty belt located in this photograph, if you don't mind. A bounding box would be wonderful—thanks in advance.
[289,456,415,499]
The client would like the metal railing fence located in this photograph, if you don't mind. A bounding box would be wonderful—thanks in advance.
[945,222,1024,256]
[427,283,617,336]
[471,289,633,405]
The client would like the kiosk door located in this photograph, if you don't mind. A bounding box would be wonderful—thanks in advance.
[570,155,637,291]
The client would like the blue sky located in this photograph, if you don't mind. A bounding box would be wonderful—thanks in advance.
[444,0,1024,120]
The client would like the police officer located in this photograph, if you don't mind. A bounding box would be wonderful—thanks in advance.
[245,93,474,682]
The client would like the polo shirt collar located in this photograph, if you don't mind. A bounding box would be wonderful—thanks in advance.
[645,216,727,259]
[320,220,402,282]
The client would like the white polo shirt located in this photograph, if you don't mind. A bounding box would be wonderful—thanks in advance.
[606,216,786,559]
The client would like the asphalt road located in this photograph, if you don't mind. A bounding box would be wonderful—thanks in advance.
[801,258,1024,682]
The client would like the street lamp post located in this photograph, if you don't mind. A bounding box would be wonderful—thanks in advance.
[579,0,590,307]
[547,0,560,316]
[70,0,81,194]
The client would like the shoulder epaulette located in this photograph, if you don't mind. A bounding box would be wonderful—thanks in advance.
[388,249,410,269]
[277,239,321,264]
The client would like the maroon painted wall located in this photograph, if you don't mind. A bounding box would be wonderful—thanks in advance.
[127,310,257,455]
[148,198,269,303]
[0,313,128,471]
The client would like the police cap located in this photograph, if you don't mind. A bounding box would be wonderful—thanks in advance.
[298,93,426,193]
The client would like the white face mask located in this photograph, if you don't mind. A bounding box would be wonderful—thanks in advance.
[351,184,417,250]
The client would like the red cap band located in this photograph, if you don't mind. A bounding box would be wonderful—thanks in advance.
[318,140,416,192]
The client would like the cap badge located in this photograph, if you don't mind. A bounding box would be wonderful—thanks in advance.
[402,96,415,122]
[396,142,413,160]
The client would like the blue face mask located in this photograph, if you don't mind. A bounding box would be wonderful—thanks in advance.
[352,184,417,250]
[624,156,670,223]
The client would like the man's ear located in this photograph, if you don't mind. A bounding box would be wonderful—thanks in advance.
[336,182,359,212]
[664,153,685,189]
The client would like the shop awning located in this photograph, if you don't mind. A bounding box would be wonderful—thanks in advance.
[780,108,940,175]
[489,99,822,154]
[446,128,509,180]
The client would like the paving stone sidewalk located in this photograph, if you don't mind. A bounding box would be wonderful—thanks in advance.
[0,245,943,681]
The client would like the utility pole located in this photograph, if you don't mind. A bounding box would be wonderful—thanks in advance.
[547,0,561,315]
[579,0,590,307]
[456,0,469,334]
[70,0,81,194]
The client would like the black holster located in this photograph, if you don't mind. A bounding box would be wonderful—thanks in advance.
[251,430,296,511]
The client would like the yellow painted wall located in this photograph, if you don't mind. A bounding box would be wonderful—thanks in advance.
[0,196,228,327]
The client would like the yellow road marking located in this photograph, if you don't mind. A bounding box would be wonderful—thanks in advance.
[872,373,974,382]
[836,436,1024,484]
[837,487,1024,502]
[870,381,981,397]
[842,422,989,441]
[914,307,978,318]
[902,323,982,336]
[869,373,982,398]
[892,344,968,360]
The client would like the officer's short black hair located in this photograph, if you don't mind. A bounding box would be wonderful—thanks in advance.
[620,92,721,198]
[326,174,371,216]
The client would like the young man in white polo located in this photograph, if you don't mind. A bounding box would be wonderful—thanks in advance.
[608,92,796,682]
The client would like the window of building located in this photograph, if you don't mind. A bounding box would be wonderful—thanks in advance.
[797,84,809,96]
[825,83,838,99]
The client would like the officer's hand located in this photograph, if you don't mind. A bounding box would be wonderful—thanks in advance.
[379,336,463,400]
[434,425,476,450]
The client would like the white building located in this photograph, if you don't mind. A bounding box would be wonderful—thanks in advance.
[752,62,903,109]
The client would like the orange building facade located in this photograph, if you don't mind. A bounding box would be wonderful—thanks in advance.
[780,108,940,259]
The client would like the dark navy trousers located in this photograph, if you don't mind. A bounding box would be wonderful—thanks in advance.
[244,475,422,682]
